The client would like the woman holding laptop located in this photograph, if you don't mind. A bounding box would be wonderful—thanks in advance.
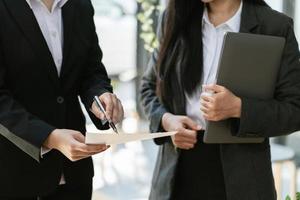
[140,0,300,199]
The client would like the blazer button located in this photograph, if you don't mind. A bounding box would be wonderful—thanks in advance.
[57,96,64,104]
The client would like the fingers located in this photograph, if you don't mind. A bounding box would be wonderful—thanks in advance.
[172,128,198,150]
[69,156,88,161]
[76,143,108,153]
[98,93,124,124]
[68,142,109,161]
[180,128,197,139]
[201,95,214,104]
[73,132,85,143]
[71,146,108,157]
[200,106,209,115]
[69,132,109,160]
[200,98,211,108]
[201,93,218,116]
[99,93,114,120]
[72,134,108,153]
[203,84,226,93]
[165,115,202,150]
[52,130,110,162]
[202,111,223,122]
[112,98,124,124]
[174,142,195,150]
[118,99,124,121]
[68,147,107,162]
[200,85,238,121]
[182,116,202,131]
[90,102,106,120]
[201,103,219,121]
[111,95,118,122]
[174,134,197,144]
[172,135,195,150]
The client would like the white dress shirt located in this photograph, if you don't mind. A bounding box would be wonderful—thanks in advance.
[26,0,68,75]
[185,1,243,129]
[26,0,68,185]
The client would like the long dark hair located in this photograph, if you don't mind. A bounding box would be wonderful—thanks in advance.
[157,0,268,104]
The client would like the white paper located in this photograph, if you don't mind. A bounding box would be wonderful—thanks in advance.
[85,131,177,145]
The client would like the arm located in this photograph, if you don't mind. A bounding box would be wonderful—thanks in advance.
[201,19,300,138]
[79,2,113,130]
[235,20,300,137]
[140,12,169,145]
[141,45,201,147]
[141,13,204,148]
[0,45,55,162]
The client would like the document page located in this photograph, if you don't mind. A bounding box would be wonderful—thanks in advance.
[85,131,177,145]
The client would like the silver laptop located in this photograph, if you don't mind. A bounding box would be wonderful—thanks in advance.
[204,32,286,144]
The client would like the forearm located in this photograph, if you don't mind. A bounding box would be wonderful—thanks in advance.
[234,97,300,137]
[140,72,169,145]
[140,76,168,132]
[79,1,113,109]
[0,94,55,161]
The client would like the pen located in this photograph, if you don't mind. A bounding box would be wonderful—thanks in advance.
[93,96,119,134]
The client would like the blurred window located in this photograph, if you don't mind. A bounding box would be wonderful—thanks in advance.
[91,0,137,76]
[295,1,300,41]
[266,0,300,43]
[265,0,283,12]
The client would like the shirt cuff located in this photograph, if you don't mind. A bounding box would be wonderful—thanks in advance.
[40,147,52,158]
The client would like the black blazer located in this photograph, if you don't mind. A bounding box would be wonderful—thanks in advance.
[141,1,300,200]
[0,0,112,198]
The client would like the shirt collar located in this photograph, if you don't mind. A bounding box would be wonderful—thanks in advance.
[203,0,243,31]
[26,0,68,9]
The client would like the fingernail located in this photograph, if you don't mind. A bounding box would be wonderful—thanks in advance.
[197,125,202,130]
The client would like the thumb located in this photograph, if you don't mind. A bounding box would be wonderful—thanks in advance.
[182,117,202,131]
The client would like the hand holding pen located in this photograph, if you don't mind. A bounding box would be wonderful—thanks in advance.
[90,93,124,133]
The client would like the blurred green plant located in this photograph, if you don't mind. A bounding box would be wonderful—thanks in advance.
[137,0,161,52]
[286,192,300,200]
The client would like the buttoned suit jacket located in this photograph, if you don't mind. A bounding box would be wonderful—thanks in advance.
[0,0,112,197]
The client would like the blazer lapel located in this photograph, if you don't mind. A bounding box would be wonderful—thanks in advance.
[240,1,260,34]
[60,1,75,77]
[4,0,60,88]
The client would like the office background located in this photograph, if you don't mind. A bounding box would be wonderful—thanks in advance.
[86,0,300,199]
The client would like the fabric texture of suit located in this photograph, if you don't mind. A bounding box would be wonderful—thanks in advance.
[0,0,112,198]
[140,1,300,200]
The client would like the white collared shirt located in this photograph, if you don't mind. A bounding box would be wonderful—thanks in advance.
[185,1,243,129]
[26,0,68,76]
[25,0,68,185]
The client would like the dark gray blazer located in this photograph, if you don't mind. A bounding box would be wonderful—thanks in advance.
[140,1,300,200]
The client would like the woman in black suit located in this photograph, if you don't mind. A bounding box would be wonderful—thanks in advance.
[140,0,300,199]
[0,0,123,199]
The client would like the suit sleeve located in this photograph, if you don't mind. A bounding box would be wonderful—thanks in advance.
[0,45,56,162]
[79,1,113,130]
[140,12,170,145]
[232,19,300,138]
